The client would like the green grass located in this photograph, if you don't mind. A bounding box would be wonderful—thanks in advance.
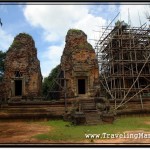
[33,116,150,142]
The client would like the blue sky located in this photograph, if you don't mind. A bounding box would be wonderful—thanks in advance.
[0,3,149,78]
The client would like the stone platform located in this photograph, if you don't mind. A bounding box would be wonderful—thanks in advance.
[0,96,150,122]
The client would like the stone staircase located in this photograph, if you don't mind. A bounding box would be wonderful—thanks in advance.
[84,110,102,125]
[80,98,102,125]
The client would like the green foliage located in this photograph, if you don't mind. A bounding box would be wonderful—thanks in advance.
[42,65,61,99]
[78,43,93,50]
[10,40,23,49]
[19,32,32,38]
[33,117,150,142]
[115,20,122,26]
[0,50,6,82]
[142,93,150,97]
[9,33,32,49]
[115,20,129,28]
[68,29,82,35]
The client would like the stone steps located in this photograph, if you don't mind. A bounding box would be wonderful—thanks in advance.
[80,99,96,110]
[81,103,96,110]
[84,111,102,125]
[80,99,102,125]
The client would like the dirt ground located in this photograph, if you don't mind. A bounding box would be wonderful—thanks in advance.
[0,121,51,144]
[0,121,150,145]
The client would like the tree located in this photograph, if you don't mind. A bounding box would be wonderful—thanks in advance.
[0,50,6,82]
[115,20,129,28]
[42,64,61,100]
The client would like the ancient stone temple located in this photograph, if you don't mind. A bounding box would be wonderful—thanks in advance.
[3,33,42,98]
[61,29,99,97]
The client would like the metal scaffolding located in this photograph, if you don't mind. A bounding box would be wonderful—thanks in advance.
[95,18,150,110]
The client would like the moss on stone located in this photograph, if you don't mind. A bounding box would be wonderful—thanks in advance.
[67,29,86,36]
[10,40,23,49]
[19,32,32,39]
[78,43,93,50]
[86,43,93,50]
[9,33,32,49]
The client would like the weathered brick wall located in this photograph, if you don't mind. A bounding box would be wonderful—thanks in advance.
[3,33,42,98]
[61,29,99,97]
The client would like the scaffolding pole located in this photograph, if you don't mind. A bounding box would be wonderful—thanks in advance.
[95,18,150,110]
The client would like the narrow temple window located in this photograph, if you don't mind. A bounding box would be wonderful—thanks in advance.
[14,71,22,77]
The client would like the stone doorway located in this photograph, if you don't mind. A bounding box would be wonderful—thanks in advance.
[78,79,86,95]
[15,80,22,96]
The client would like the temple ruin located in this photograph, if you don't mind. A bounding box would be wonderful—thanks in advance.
[60,29,99,98]
[0,19,150,122]
[3,33,42,99]
[95,21,150,112]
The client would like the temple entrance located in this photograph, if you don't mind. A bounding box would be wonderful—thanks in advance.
[15,80,22,96]
[78,79,86,94]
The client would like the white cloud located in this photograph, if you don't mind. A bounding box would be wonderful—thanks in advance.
[42,45,64,61]
[74,14,106,46]
[23,5,107,77]
[23,4,150,77]
[0,28,13,51]
[24,5,89,42]
[40,44,64,77]
[119,5,149,27]
[43,31,60,42]
[23,5,107,44]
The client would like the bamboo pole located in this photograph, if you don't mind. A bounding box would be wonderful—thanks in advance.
[115,84,150,110]
[116,53,150,109]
